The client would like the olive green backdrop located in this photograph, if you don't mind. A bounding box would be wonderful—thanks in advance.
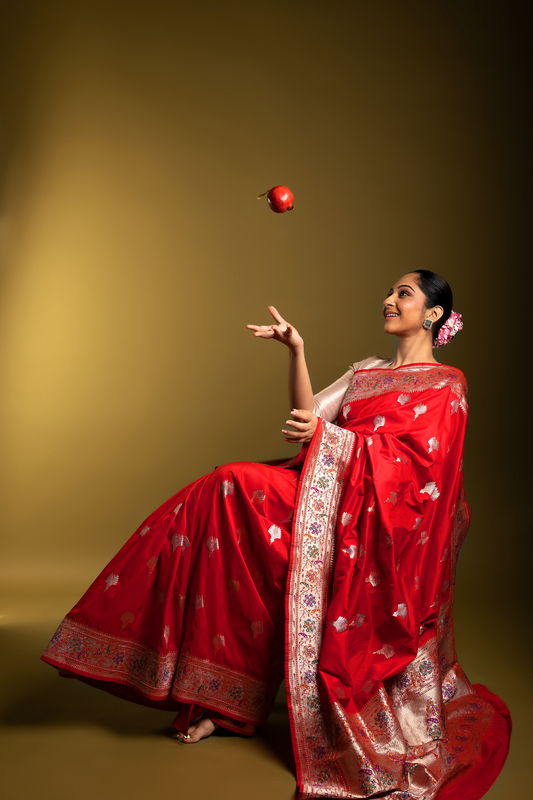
[0,0,530,789]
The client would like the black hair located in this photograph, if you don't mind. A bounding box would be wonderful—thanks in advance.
[412,269,453,340]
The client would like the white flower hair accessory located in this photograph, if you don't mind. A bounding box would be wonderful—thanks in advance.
[433,311,463,348]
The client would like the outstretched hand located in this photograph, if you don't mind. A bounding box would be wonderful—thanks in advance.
[246,306,303,351]
[282,409,318,444]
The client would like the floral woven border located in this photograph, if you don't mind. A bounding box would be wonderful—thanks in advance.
[286,419,356,798]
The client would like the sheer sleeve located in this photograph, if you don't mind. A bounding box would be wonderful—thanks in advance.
[313,365,358,422]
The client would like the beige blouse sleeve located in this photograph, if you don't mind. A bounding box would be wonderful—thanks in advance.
[313,362,361,422]
[313,356,391,422]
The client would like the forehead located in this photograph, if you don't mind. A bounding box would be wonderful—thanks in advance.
[392,273,422,291]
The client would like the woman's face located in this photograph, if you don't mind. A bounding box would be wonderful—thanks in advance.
[382,273,437,337]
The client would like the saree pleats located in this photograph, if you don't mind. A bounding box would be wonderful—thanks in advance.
[42,461,299,733]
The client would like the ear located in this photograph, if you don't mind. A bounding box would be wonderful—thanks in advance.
[428,305,444,323]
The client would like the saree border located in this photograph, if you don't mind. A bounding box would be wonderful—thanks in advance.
[41,617,177,698]
[342,365,468,416]
[172,652,275,725]
[286,419,356,799]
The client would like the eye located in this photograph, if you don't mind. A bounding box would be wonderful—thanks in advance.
[399,290,410,297]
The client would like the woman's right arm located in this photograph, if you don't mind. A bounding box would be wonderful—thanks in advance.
[247,305,314,410]
[247,306,316,442]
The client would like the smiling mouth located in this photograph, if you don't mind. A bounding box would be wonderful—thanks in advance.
[384,313,399,318]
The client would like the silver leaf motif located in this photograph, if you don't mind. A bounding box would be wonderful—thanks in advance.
[342,544,358,559]
[139,526,150,537]
[331,616,348,633]
[252,489,266,503]
[451,399,459,414]
[365,571,382,587]
[205,536,219,556]
[268,524,282,544]
[341,512,353,527]
[173,503,182,515]
[366,436,373,446]
[420,481,440,501]
[171,533,190,552]
[413,517,422,530]
[397,394,410,405]
[417,531,429,545]
[195,594,204,610]
[105,573,119,591]
[354,613,366,627]
[374,643,395,658]
[393,603,408,619]
[373,415,385,431]
[342,404,351,420]
[221,480,234,498]
[414,403,427,420]
[385,491,398,506]
[428,436,440,453]
[163,625,170,645]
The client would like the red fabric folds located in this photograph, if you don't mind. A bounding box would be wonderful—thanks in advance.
[41,361,511,798]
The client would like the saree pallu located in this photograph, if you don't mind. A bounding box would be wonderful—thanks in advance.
[42,362,511,798]
[287,364,510,798]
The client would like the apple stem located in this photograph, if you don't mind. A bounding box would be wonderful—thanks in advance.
[256,190,269,199]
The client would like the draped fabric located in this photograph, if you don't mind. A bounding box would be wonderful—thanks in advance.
[41,359,511,798]
[41,461,301,735]
[286,361,511,798]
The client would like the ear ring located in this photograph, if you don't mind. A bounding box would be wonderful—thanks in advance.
[422,319,434,330]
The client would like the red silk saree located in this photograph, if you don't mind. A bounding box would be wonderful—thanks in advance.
[42,359,511,798]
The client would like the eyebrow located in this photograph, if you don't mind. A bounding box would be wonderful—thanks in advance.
[396,284,415,291]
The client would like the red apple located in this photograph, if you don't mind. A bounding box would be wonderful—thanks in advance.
[257,185,294,213]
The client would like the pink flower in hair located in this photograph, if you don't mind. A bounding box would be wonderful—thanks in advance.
[433,311,463,348]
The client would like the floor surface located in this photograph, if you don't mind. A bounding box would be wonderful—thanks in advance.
[0,586,527,799]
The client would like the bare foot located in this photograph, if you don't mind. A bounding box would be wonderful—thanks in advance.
[176,715,219,743]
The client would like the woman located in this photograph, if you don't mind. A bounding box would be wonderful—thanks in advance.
[42,270,510,799]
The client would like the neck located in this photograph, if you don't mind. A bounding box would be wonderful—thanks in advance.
[390,333,437,368]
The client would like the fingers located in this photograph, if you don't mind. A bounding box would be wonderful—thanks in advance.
[284,420,307,431]
[268,305,285,325]
[246,324,276,338]
[289,409,313,422]
[282,410,317,443]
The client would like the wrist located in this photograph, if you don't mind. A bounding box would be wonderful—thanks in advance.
[288,341,305,357]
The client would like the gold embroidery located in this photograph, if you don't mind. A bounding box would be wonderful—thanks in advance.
[286,420,355,796]
[173,652,275,726]
[341,364,468,416]
[42,617,178,698]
